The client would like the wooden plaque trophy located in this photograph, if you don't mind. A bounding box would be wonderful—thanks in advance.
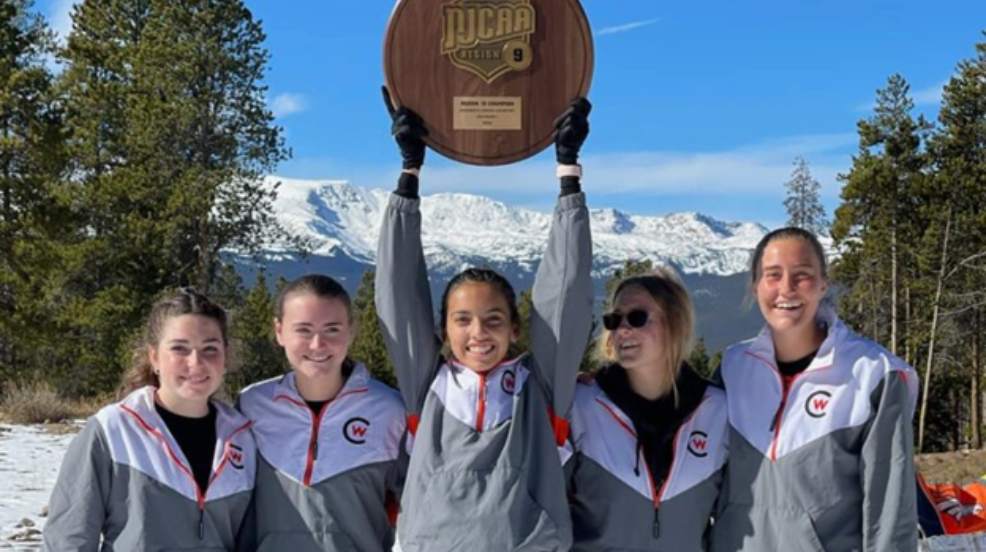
[384,0,594,166]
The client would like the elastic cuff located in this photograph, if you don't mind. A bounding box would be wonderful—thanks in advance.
[560,176,581,197]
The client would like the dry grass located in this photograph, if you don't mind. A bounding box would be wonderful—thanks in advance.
[916,449,986,486]
[0,381,103,424]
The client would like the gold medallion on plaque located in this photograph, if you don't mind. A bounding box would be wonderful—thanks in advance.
[440,0,536,83]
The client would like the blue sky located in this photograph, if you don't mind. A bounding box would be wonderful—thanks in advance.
[43,0,986,227]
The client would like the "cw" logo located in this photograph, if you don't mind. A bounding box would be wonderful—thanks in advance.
[805,391,833,418]
[343,417,371,445]
[687,431,709,458]
[227,443,244,470]
[501,369,516,395]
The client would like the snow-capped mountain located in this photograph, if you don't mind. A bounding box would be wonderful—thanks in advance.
[266,176,769,278]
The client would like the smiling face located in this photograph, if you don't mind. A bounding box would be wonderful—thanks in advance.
[606,285,668,373]
[754,237,828,343]
[149,314,226,416]
[444,281,519,373]
[275,292,354,383]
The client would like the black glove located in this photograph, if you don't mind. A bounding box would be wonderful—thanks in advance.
[554,97,592,165]
[383,86,428,170]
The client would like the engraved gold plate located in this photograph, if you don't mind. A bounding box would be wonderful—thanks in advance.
[441,0,536,84]
[453,96,522,130]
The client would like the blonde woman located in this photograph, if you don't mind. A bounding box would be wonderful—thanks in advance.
[565,268,728,552]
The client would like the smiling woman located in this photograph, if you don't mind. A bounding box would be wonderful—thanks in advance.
[712,227,920,551]
[236,274,406,552]
[42,289,257,552]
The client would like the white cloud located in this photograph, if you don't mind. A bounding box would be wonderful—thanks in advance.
[595,18,661,37]
[270,93,308,118]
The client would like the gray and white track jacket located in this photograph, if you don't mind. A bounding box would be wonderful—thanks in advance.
[42,387,256,552]
[375,192,594,552]
[237,364,406,552]
[565,378,729,552]
[711,306,919,552]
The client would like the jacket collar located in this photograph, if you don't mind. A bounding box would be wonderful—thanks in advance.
[120,386,251,440]
[747,303,846,373]
[272,362,371,404]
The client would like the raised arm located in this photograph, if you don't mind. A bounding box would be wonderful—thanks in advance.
[529,98,594,420]
[375,87,441,416]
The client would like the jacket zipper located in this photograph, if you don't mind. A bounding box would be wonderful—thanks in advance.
[769,374,800,461]
[120,405,251,541]
[475,372,488,431]
[634,443,662,538]
[304,403,329,486]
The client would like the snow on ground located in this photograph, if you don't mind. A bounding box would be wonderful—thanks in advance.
[0,423,79,550]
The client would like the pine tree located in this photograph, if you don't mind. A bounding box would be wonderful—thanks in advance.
[688,336,712,379]
[918,37,986,451]
[783,157,828,235]
[50,0,290,394]
[831,74,931,356]
[0,0,67,384]
[349,269,396,387]
[229,272,284,394]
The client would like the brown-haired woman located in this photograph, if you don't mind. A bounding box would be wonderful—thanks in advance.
[565,267,729,551]
[43,289,256,551]
[236,274,406,552]
[710,227,919,551]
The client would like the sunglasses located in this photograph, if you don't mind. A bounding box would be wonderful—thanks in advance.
[602,309,651,331]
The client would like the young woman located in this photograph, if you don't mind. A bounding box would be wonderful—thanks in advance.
[43,289,256,552]
[375,91,594,551]
[237,274,406,552]
[565,268,728,552]
[711,227,919,551]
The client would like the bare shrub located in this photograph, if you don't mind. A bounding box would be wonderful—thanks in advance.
[0,381,84,424]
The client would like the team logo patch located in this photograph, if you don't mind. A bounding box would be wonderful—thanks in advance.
[441,0,536,83]
[226,443,244,470]
[343,417,371,445]
[687,431,709,458]
[501,369,516,395]
[805,390,833,418]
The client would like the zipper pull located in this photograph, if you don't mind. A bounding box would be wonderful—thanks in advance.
[769,406,782,432]
[652,509,660,539]
[312,435,319,460]
[198,508,205,540]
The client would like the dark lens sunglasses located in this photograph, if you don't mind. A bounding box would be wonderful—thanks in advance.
[602,309,650,331]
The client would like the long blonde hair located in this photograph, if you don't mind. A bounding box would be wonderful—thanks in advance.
[597,266,695,401]
[119,289,229,398]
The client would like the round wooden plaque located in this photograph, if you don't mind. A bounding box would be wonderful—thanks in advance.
[384,0,593,166]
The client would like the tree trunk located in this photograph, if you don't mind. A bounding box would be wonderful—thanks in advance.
[891,224,898,355]
[919,213,951,453]
[974,310,983,449]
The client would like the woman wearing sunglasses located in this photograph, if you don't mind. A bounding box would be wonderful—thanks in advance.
[564,268,728,552]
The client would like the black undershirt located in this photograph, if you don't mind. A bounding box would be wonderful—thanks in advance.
[300,361,355,415]
[596,362,710,487]
[156,402,217,495]
[777,350,819,378]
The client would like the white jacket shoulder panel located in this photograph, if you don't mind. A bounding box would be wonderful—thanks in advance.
[97,387,255,503]
[240,364,406,486]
